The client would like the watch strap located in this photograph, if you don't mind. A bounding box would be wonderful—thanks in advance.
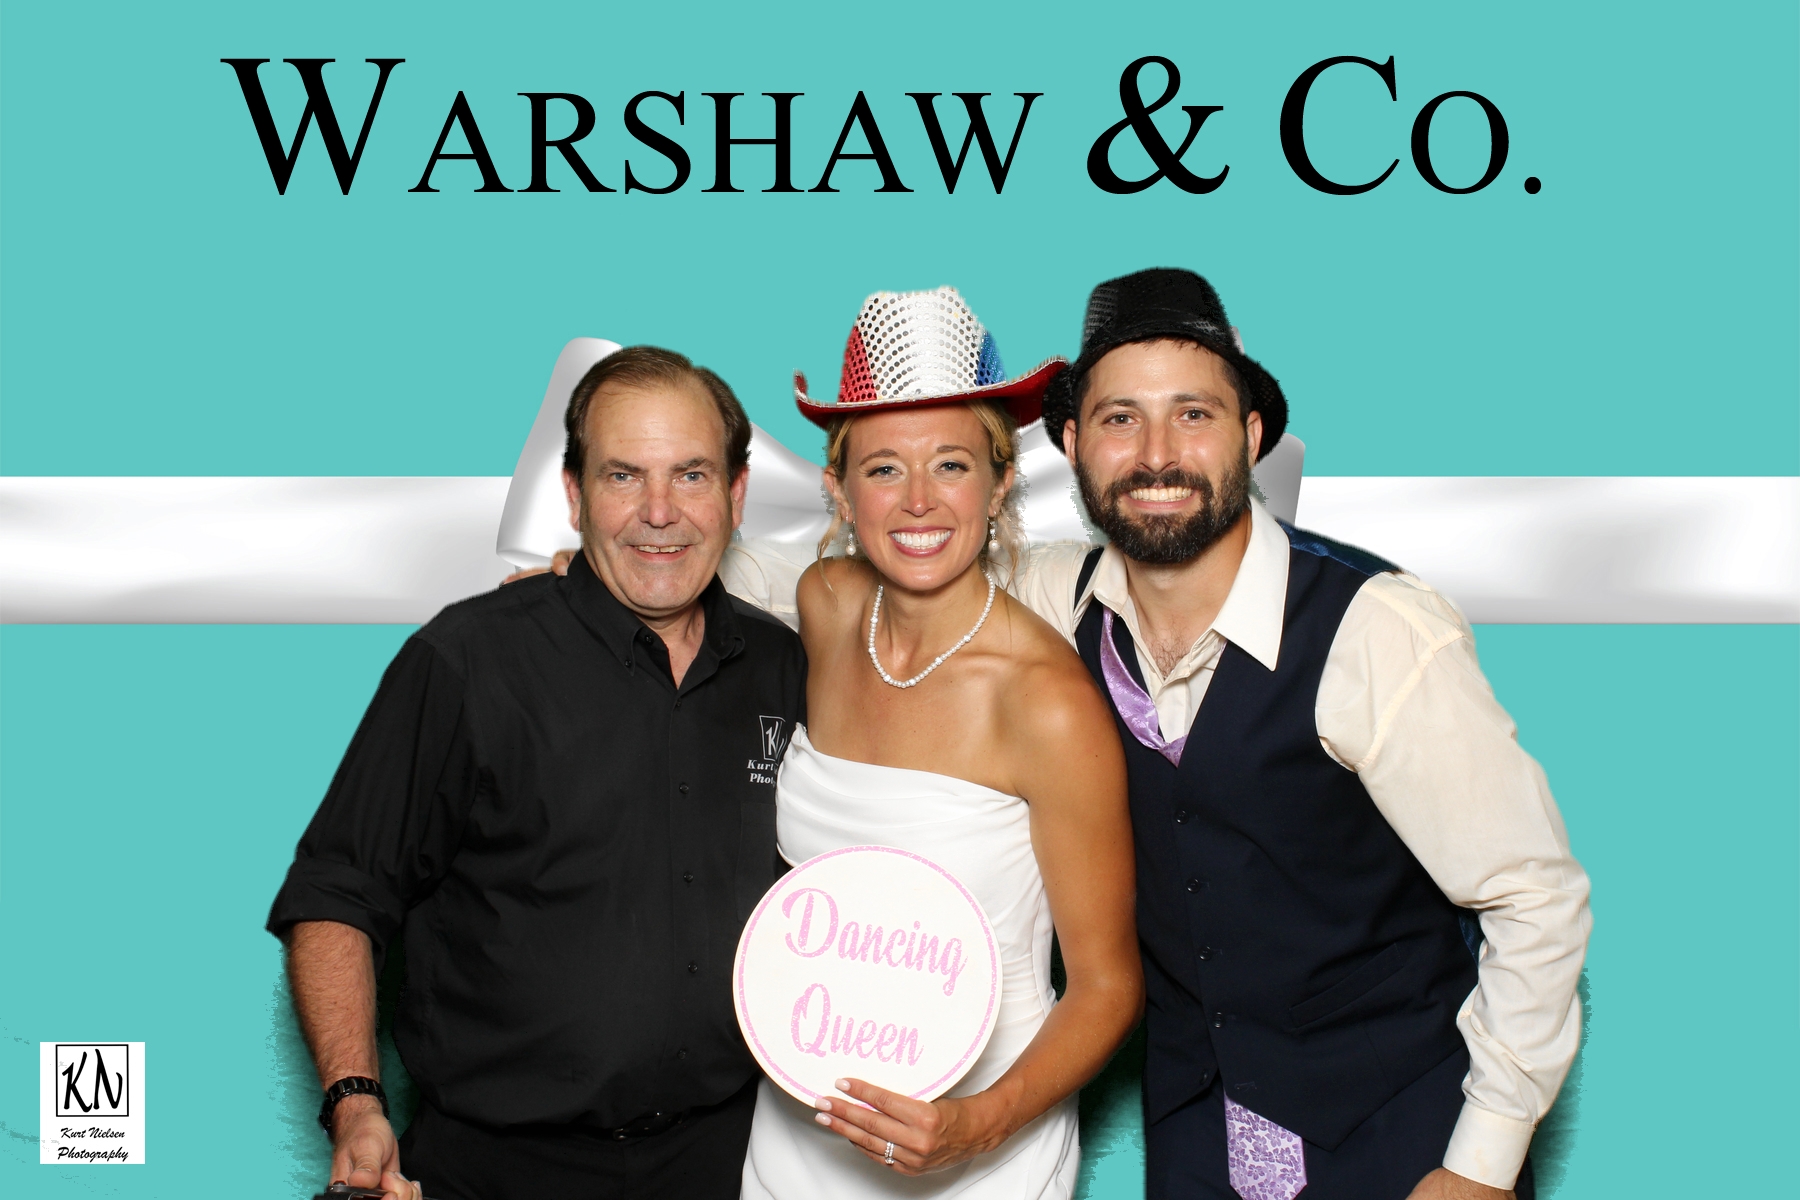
[319,1076,388,1135]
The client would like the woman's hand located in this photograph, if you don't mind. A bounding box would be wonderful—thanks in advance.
[812,1077,1008,1176]
[501,549,576,585]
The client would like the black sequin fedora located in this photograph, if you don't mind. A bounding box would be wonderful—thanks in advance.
[1042,268,1287,460]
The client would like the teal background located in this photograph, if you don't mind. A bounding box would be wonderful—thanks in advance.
[2,1,1796,1197]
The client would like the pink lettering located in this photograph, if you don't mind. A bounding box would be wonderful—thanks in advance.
[940,938,966,997]
[783,898,975,1000]
[782,995,927,1065]
[790,984,831,1057]
[782,888,839,958]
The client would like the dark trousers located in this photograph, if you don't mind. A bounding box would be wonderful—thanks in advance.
[399,1079,758,1200]
[1146,1049,1536,1200]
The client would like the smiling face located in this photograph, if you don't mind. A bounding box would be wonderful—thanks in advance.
[1064,339,1263,566]
[562,379,747,621]
[826,405,1013,595]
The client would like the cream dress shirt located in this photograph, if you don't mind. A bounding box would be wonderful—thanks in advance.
[726,498,1591,1190]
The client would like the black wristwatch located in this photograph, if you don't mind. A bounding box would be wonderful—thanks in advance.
[319,1076,388,1135]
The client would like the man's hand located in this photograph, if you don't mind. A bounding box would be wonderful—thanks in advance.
[329,1094,420,1200]
[1406,1166,1515,1200]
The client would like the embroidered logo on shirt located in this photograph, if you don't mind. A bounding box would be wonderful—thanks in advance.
[747,716,789,785]
[758,716,789,761]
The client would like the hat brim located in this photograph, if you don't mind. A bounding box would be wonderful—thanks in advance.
[795,357,1069,430]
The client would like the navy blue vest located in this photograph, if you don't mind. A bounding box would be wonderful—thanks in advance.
[1074,530,1476,1148]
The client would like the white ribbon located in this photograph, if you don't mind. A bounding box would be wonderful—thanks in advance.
[2,339,1794,624]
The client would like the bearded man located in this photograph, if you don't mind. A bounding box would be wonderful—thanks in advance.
[530,271,1590,1200]
[1011,269,1589,1200]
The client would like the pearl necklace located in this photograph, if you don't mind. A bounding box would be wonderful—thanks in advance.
[867,573,997,689]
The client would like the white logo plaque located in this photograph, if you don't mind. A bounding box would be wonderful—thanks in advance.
[39,1042,145,1164]
[733,845,1000,1106]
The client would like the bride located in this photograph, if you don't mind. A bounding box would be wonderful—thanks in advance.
[740,288,1141,1198]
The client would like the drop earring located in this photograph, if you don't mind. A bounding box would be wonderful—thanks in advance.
[845,522,857,557]
[987,518,1000,556]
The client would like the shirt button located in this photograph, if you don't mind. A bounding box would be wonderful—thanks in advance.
[1197,946,1216,961]
[1174,809,1191,824]
[682,872,694,884]
[676,1048,689,1060]
[1212,1011,1226,1029]
[678,782,690,794]
[1185,877,1205,893]
[687,961,699,974]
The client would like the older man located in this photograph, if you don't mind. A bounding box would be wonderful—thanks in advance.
[268,347,805,1200]
[1014,269,1589,1200]
[529,271,1589,1200]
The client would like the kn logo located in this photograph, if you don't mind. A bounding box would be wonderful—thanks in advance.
[56,1045,128,1117]
[39,1041,145,1164]
[759,716,789,761]
[747,716,789,786]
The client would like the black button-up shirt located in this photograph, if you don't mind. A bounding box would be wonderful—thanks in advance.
[267,552,805,1130]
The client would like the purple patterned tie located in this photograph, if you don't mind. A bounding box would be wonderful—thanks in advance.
[1098,611,1306,1198]
[1097,608,1185,766]
[1225,1093,1308,1199]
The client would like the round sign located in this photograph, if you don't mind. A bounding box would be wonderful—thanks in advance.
[733,845,1001,1106]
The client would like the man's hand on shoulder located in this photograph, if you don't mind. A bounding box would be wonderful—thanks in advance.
[1406,1167,1515,1200]
[329,1094,420,1200]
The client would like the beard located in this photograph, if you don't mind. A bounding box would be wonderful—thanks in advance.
[1075,447,1253,566]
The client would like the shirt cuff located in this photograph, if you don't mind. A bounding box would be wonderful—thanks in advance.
[265,856,408,956]
[1442,1101,1534,1191]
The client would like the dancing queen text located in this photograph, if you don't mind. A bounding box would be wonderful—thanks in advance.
[777,885,970,1066]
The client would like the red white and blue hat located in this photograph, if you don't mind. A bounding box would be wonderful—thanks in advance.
[795,286,1067,429]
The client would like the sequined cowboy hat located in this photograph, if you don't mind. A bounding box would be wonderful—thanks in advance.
[794,286,1067,429]
[1041,268,1287,460]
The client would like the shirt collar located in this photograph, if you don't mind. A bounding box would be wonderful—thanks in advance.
[564,549,742,673]
[1077,495,1290,672]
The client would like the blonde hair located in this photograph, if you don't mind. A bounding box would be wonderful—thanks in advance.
[818,400,1025,574]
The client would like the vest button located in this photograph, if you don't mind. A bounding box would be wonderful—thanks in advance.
[1197,946,1215,961]
[1185,877,1205,893]
[1212,1011,1226,1029]
[1174,809,1192,824]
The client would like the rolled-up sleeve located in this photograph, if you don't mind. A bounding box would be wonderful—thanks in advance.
[266,635,479,956]
[1316,572,1592,1191]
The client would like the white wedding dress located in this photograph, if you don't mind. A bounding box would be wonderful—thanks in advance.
[741,725,1078,1199]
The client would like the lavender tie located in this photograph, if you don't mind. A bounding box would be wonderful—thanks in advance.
[1225,1093,1308,1199]
[1096,607,1308,1199]
[1097,608,1185,766]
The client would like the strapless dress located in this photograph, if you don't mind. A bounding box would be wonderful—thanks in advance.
[741,725,1077,1199]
